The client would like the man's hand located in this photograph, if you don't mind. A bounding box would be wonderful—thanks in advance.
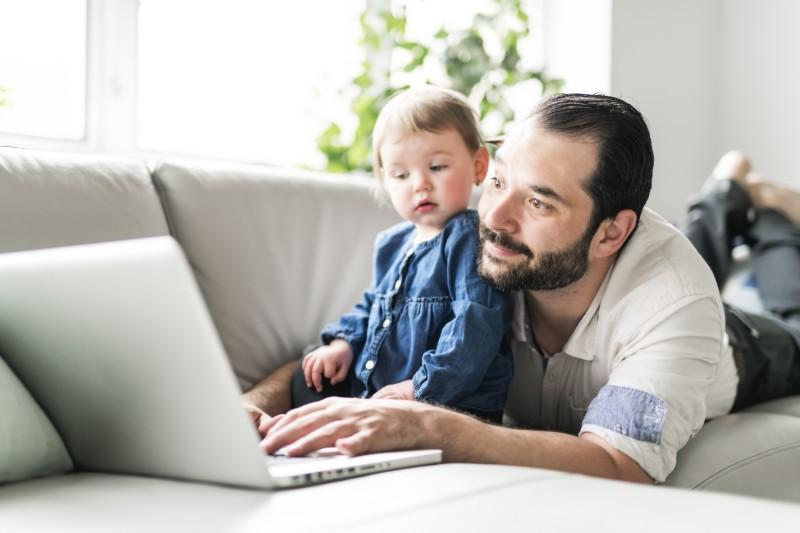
[372,379,414,400]
[302,339,354,393]
[260,397,430,457]
[243,401,277,438]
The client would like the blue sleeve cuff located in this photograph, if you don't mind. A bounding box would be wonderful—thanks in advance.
[320,326,357,347]
[411,366,429,402]
[583,385,668,444]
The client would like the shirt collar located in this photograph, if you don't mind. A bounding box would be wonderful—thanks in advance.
[510,264,616,361]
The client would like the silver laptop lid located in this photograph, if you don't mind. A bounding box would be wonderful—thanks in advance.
[0,237,273,489]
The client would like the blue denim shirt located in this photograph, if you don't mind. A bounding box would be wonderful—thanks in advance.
[321,210,513,414]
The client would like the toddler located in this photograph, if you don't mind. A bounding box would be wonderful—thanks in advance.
[294,85,512,423]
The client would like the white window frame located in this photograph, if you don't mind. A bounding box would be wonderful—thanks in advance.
[0,0,139,156]
[0,0,559,165]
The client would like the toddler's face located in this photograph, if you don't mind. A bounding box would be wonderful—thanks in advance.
[379,128,486,240]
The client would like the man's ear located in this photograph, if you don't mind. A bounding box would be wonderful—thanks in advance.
[593,209,638,258]
[473,146,490,186]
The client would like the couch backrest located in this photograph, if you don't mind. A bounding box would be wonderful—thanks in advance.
[0,147,399,391]
[0,147,169,252]
[152,160,400,390]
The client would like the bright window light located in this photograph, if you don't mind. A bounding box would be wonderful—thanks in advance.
[137,0,363,167]
[0,0,87,140]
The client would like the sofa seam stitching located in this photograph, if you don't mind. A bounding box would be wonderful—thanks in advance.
[693,441,800,489]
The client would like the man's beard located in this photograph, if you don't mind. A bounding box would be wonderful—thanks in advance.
[477,223,594,292]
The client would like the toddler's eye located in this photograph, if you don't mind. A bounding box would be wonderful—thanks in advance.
[489,176,502,189]
[393,172,408,180]
[430,164,447,172]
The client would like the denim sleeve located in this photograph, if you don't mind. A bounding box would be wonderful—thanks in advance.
[320,287,374,356]
[412,214,511,408]
[319,233,386,354]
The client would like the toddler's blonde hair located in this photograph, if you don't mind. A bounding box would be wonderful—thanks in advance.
[372,85,483,195]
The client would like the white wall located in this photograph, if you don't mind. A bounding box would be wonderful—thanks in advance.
[717,0,800,187]
[544,0,800,223]
[542,0,612,94]
[544,0,720,222]
[610,0,720,222]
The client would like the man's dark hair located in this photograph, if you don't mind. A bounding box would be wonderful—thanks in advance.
[533,93,654,234]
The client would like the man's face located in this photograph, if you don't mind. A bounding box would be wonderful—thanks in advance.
[477,120,600,292]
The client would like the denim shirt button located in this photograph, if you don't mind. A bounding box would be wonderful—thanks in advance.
[394,279,402,290]
[382,318,392,328]
[365,360,375,370]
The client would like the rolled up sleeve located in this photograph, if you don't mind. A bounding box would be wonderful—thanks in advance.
[579,295,725,482]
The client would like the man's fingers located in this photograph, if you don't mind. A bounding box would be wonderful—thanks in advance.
[244,405,260,422]
[335,432,371,456]
[264,406,340,454]
[281,420,358,457]
[243,403,268,426]
[264,398,334,438]
[372,388,385,399]
[263,398,353,453]
[266,398,329,436]
[258,413,281,437]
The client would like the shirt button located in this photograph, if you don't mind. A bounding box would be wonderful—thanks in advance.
[548,372,557,382]
[394,279,402,290]
[382,318,392,328]
[365,360,375,370]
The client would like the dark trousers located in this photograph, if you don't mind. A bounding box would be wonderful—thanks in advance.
[682,180,800,409]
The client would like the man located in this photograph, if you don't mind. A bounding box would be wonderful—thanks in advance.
[246,94,800,484]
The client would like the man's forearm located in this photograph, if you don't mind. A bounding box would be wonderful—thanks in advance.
[241,360,299,416]
[420,406,652,483]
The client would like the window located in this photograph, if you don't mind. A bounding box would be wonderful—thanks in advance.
[0,0,547,168]
[0,0,87,140]
[137,0,363,167]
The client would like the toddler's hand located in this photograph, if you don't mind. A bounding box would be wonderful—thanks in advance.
[372,379,414,400]
[302,339,354,393]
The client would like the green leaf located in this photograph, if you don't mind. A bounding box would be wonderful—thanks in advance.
[315,0,564,173]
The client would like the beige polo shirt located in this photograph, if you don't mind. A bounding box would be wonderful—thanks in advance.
[504,208,738,482]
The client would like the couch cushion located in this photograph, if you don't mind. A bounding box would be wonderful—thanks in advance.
[665,411,800,502]
[744,395,800,417]
[152,160,400,390]
[0,356,73,484]
[0,147,169,252]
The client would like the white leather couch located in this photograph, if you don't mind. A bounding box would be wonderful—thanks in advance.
[0,147,799,531]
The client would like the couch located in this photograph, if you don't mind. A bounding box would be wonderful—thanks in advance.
[0,146,798,531]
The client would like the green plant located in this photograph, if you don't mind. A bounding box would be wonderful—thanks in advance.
[317,0,563,173]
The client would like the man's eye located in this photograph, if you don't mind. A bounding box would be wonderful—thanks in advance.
[529,197,547,209]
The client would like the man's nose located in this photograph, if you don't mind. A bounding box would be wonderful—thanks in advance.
[479,190,518,234]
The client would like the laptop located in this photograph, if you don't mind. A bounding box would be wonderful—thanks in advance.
[0,236,441,489]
